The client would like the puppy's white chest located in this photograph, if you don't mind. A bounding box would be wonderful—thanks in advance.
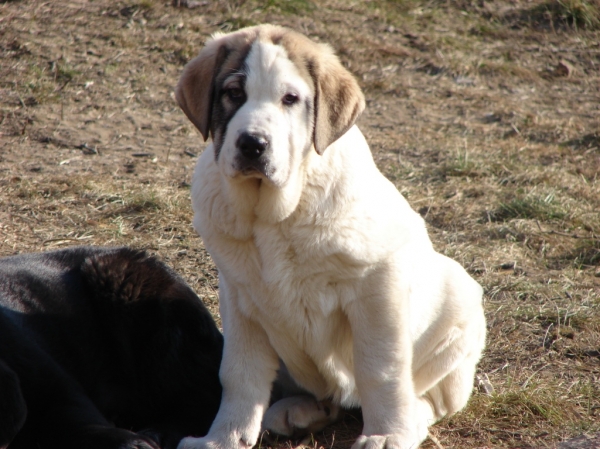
[231,229,345,318]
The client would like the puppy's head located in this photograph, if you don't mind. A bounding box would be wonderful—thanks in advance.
[176,24,365,187]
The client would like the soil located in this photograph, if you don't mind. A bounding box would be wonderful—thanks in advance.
[1,1,599,448]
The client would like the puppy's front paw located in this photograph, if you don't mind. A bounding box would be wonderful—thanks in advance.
[351,433,423,449]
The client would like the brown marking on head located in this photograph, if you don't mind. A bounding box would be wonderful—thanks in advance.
[175,27,260,142]
[271,28,365,154]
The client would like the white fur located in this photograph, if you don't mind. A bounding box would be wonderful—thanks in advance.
[178,34,486,449]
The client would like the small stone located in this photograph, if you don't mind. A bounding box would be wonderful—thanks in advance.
[476,374,494,396]
[555,60,575,77]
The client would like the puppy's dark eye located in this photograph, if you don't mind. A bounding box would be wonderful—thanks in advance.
[282,93,299,106]
[225,87,245,103]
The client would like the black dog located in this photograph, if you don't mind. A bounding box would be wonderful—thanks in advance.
[0,246,223,449]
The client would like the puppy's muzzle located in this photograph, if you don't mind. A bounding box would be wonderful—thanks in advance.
[235,132,273,178]
[237,132,268,161]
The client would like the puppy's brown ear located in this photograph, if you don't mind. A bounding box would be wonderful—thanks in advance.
[311,45,365,154]
[175,41,226,141]
[176,28,261,141]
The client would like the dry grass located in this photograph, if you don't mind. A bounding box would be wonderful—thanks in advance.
[1,0,599,448]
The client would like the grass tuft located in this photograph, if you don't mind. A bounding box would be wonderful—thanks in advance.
[486,390,562,425]
[515,0,600,30]
[439,149,482,177]
[264,0,315,14]
[571,239,600,267]
[138,0,156,9]
[555,0,600,28]
[54,62,80,84]
[488,193,568,222]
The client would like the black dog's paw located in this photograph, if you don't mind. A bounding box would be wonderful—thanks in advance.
[0,360,27,448]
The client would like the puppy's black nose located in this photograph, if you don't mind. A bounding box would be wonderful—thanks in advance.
[237,132,268,160]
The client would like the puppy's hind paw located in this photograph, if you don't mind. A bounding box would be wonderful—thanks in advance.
[262,395,340,439]
[351,434,421,449]
[177,437,217,449]
[177,435,253,449]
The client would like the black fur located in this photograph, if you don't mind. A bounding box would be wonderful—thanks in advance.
[0,246,223,449]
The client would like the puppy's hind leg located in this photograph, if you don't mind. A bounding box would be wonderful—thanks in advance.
[0,358,27,449]
[413,313,486,427]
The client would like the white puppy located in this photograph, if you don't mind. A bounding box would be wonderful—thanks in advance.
[176,24,486,449]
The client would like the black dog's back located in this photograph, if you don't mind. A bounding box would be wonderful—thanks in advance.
[0,247,223,449]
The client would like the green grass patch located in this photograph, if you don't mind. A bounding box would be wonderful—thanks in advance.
[138,0,156,9]
[488,193,568,222]
[22,65,58,104]
[263,0,315,14]
[455,380,593,436]
[440,149,482,177]
[517,0,600,30]
[14,60,82,105]
[570,238,600,267]
[99,190,166,217]
[475,60,539,80]
[54,62,80,84]
[485,390,563,426]
[124,190,164,212]
[513,305,592,331]
[367,0,424,14]
[545,0,600,29]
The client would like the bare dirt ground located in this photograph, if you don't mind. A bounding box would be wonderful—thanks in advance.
[1,0,599,448]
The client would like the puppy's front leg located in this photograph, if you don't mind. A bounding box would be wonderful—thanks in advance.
[346,279,428,449]
[178,287,279,449]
